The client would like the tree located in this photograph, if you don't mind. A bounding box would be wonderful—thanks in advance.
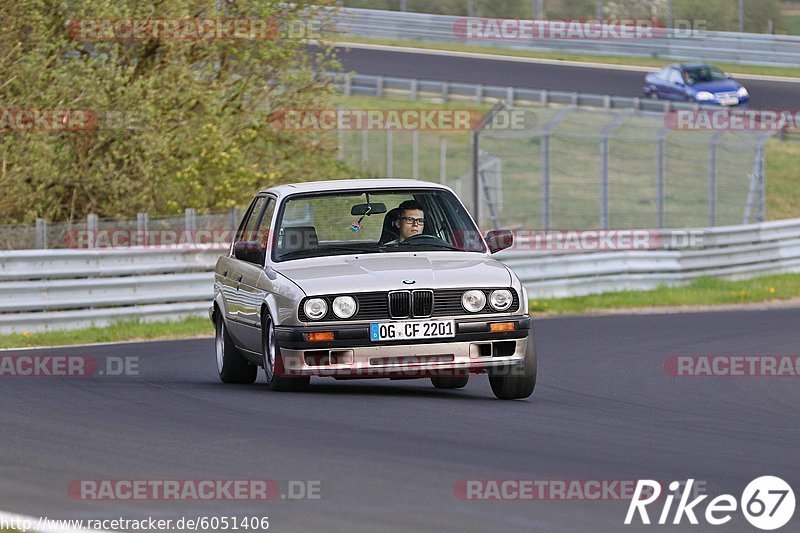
[0,0,346,223]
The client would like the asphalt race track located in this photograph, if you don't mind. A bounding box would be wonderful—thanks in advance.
[1,308,799,532]
[333,45,800,110]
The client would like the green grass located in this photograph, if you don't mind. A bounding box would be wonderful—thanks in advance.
[765,138,800,219]
[0,316,213,350]
[336,36,800,79]
[785,15,800,36]
[529,274,800,314]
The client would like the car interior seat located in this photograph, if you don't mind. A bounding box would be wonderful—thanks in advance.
[280,226,318,254]
[379,208,400,244]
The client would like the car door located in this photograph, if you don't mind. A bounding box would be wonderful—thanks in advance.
[664,68,686,101]
[235,196,277,353]
[224,195,268,348]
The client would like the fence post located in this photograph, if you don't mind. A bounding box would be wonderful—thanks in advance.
[540,89,549,107]
[35,218,47,249]
[506,86,515,105]
[375,75,384,98]
[337,104,344,160]
[185,208,197,235]
[361,130,368,166]
[541,134,551,230]
[600,135,609,229]
[441,81,449,102]
[758,140,766,222]
[439,136,447,184]
[230,206,239,232]
[386,129,393,177]
[410,78,418,100]
[708,132,723,227]
[137,212,148,247]
[475,84,483,104]
[656,129,666,229]
[412,130,419,179]
[87,213,98,249]
[344,73,352,97]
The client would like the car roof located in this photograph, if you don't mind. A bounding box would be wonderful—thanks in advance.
[677,62,718,69]
[261,178,452,197]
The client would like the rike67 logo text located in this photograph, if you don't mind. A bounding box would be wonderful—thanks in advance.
[625,477,795,530]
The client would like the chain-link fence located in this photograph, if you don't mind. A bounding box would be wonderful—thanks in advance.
[0,209,239,250]
[336,105,772,231]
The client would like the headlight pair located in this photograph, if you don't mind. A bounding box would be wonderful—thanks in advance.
[462,289,513,312]
[303,296,357,320]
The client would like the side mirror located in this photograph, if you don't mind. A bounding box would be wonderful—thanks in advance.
[485,229,513,254]
[233,241,265,265]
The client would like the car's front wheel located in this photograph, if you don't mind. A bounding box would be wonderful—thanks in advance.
[431,375,469,389]
[262,313,310,392]
[488,332,537,400]
[215,311,257,384]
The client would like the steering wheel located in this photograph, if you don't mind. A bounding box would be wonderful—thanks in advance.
[399,234,448,246]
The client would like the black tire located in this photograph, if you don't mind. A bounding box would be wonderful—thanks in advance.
[431,376,469,389]
[262,312,310,392]
[215,311,257,384]
[489,331,537,400]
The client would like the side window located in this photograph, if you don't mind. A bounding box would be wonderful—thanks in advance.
[668,69,683,84]
[656,68,669,81]
[236,196,267,243]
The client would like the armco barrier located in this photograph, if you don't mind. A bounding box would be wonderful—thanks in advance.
[2,219,800,333]
[332,8,800,68]
[0,248,221,334]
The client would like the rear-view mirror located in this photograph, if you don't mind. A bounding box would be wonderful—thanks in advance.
[351,203,387,216]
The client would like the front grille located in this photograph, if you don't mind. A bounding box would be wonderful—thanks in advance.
[412,290,433,317]
[299,288,519,322]
[389,291,410,318]
[716,91,737,99]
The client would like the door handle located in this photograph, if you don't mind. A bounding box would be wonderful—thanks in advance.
[237,274,243,282]
[223,270,227,277]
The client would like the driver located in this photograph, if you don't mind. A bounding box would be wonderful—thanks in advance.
[386,199,425,244]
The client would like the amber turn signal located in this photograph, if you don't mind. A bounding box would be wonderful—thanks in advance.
[306,332,334,342]
[489,322,515,332]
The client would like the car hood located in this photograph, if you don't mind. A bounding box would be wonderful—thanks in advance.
[273,252,512,295]
[689,80,740,93]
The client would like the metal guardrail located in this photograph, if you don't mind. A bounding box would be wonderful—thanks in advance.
[0,248,221,333]
[333,8,800,67]
[337,71,700,112]
[497,218,800,298]
[3,219,800,333]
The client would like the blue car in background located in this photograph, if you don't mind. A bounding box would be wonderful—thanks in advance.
[643,63,749,106]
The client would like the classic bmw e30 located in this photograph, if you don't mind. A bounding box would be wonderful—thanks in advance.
[210,178,536,399]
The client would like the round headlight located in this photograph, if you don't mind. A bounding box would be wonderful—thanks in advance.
[462,290,486,313]
[303,298,328,320]
[332,296,357,319]
[737,86,748,98]
[489,289,513,311]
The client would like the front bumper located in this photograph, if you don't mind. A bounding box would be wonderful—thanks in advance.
[275,316,531,378]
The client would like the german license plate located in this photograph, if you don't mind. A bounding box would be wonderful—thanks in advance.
[370,319,455,341]
[719,96,739,106]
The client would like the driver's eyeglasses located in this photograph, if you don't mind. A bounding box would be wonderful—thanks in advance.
[399,216,425,225]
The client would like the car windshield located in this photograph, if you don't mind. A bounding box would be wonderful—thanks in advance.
[683,66,727,84]
[273,188,486,261]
